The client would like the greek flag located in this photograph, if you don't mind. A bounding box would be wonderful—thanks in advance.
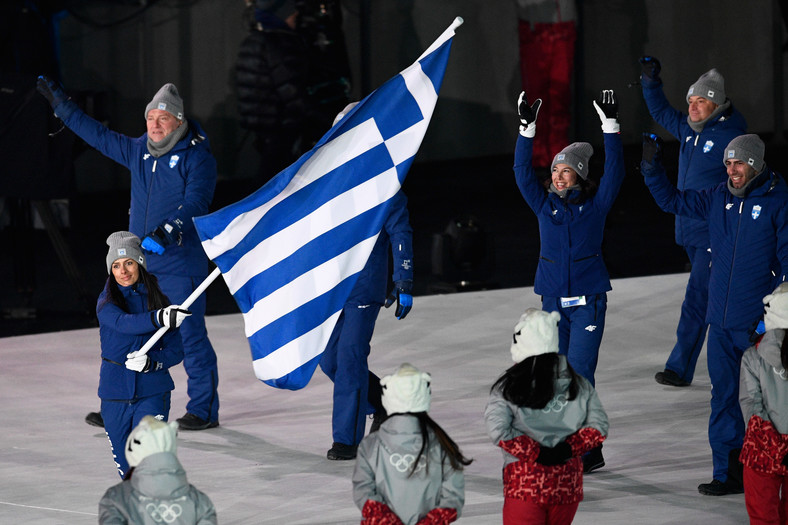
[193,18,462,390]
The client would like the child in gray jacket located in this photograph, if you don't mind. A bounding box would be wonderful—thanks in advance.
[98,416,216,524]
[352,363,472,525]
[739,283,788,523]
[485,309,608,525]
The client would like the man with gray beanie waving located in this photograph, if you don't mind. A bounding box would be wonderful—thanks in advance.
[639,58,747,389]
[641,132,788,496]
[36,77,220,431]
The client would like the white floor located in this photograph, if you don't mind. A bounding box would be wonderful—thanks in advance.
[0,273,750,524]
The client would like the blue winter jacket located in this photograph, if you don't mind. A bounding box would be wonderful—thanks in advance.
[642,78,746,248]
[97,282,184,401]
[55,100,217,277]
[347,190,413,304]
[643,161,788,331]
[514,132,625,298]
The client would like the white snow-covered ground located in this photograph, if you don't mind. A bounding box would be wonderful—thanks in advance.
[0,273,749,524]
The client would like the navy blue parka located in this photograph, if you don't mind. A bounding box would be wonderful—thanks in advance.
[97,282,184,401]
[54,99,216,278]
[642,163,788,330]
[641,77,746,249]
[514,132,625,298]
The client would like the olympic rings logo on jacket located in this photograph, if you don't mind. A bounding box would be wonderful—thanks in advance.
[389,452,427,473]
[145,502,183,523]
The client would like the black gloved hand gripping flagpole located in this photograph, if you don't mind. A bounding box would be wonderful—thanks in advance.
[137,266,222,356]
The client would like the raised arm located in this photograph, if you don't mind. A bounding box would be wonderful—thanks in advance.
[513,91,547,212]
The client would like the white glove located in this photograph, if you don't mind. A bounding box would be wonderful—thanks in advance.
[125,351,151,373]
[592,89,620,134]
[156,305,191,329]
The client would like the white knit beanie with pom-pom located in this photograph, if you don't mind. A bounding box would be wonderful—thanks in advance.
[381,363,431,415]
[510,308,561,363]
[125,415,179,468]
[763,282,788,331]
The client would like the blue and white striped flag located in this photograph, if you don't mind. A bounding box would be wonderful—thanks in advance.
[193,17,462,390]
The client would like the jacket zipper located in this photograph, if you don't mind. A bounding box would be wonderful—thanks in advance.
[723,200,743,326]
[145,159,158,233]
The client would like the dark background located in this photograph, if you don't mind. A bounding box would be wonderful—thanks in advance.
[1,0,787,337]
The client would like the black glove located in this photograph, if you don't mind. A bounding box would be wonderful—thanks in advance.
[517,91,542,138]
[155,305,192,329]
[536,442,572,466]
[639,56,661,82]
[36,75,69,109]
[783,452,788,468]
[384,280,413,320]
[642,133,663,165]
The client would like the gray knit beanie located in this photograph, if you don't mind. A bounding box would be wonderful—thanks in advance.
[551,142,594,180]
[106,231,146,273]
[686,68,726,106]
[144,83,184,120]
[724,134,765,174]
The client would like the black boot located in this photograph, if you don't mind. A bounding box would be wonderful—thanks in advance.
[327,442,358,460]
[85,411,104,428]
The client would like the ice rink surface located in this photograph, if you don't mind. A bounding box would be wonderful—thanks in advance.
[1,273,750,524]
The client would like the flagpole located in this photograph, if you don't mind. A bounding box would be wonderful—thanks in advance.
[416,16,463,61]
[137,266,222,356]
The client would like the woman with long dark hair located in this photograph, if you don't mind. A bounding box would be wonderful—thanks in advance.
[485,309,608,525]
[740,283,788,523]
[352,363,472,525]
[98,231,189,479]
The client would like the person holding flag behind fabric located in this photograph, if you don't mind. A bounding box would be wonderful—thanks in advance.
[36,78,221,432]
[98,231,188,479]
[319,105,414,458]
[190,18,461,459]
[514,88,624,472]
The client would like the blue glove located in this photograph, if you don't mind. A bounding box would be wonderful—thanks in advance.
[384,280,413,320]
[36,76,69,109]
[642,133,663,165]
[639,56,661,82]
[141,219,182,255]
[142,236,165,255]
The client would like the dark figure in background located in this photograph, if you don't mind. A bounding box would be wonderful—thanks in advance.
[639,57,746,388]
[235,0,350,182]
[236,0,309,182]
[294,0,352,139]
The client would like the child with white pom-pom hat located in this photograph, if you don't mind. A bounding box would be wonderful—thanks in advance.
[485,308,609,525]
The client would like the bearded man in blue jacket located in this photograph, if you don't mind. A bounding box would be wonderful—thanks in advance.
[639,57,746,388]
[641,133,788,496]
[37,78,220,431]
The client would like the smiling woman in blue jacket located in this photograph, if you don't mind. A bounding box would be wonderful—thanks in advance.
[514,90,623,473]
[514,92,624,382]
[99,231,189,479]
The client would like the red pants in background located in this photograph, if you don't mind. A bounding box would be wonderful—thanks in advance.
[518,20,577,168]
[744,466,788,524]
[503,497,579,525]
